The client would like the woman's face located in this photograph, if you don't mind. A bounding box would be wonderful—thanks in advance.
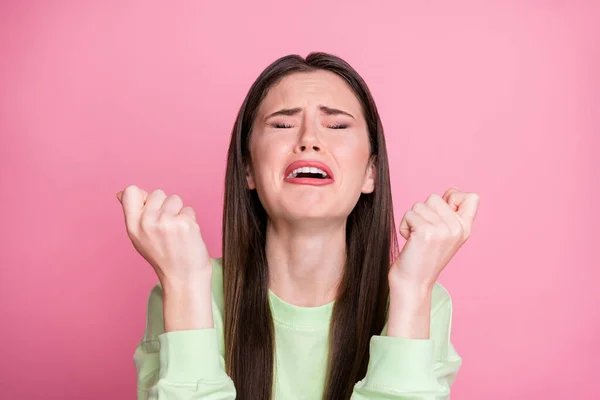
[247,70,375,223]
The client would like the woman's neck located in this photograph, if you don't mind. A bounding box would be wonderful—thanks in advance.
[266,219,346,307]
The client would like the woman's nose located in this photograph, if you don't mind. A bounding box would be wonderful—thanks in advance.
[298,144,321,152]
[294,123,323,153]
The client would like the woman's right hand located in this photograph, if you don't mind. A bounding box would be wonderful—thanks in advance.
[117,185,214,331]
[116,185,213,288]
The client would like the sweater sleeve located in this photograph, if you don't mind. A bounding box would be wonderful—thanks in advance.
[133,284,236,400]
[351,284,462,399]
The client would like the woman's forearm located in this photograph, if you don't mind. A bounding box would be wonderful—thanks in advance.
[161,271,215,332]
[386,282,433,339]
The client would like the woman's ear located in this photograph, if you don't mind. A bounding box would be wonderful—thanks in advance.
[361,156,376,194]
[245,162,256,190]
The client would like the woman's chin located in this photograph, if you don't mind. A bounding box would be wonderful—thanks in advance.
[263,193,353,223]
[277,206,347,223]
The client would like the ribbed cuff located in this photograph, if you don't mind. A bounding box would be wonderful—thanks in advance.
[158,328,225,383]
[362,336,440,391]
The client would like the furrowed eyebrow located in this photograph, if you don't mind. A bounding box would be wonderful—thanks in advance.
[265,108,303,120]
[319,106,355,120]
[263,105,356,121]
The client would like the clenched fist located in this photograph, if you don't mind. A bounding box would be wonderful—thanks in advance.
[389,188,480,290]
[116,185,212,288]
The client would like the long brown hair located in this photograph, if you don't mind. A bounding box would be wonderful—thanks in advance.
[222,52,399,400]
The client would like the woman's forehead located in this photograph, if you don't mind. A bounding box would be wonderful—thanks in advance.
[258,70,362,116]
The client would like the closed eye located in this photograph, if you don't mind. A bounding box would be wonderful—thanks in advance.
[327,123,348,129]
[273,123,294,129]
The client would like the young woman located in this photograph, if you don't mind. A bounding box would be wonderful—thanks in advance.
[117,52,479,400]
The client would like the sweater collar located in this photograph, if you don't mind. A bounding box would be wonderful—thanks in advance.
[268,289,334,330]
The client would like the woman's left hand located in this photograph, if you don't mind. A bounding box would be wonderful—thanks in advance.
[389,188,480,292]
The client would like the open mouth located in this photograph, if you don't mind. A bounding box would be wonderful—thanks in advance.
[283,161,334,185]
[286,167,330,179]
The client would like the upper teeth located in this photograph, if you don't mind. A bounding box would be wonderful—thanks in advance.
[287,166,329,178]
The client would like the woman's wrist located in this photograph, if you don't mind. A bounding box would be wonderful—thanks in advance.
[386,282,433,339]
[161,271,214,332]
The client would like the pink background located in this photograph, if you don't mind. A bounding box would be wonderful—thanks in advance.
[1,1,598,399]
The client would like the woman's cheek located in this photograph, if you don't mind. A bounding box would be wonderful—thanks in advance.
[334,140,370,163]
[256,140,290,183]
